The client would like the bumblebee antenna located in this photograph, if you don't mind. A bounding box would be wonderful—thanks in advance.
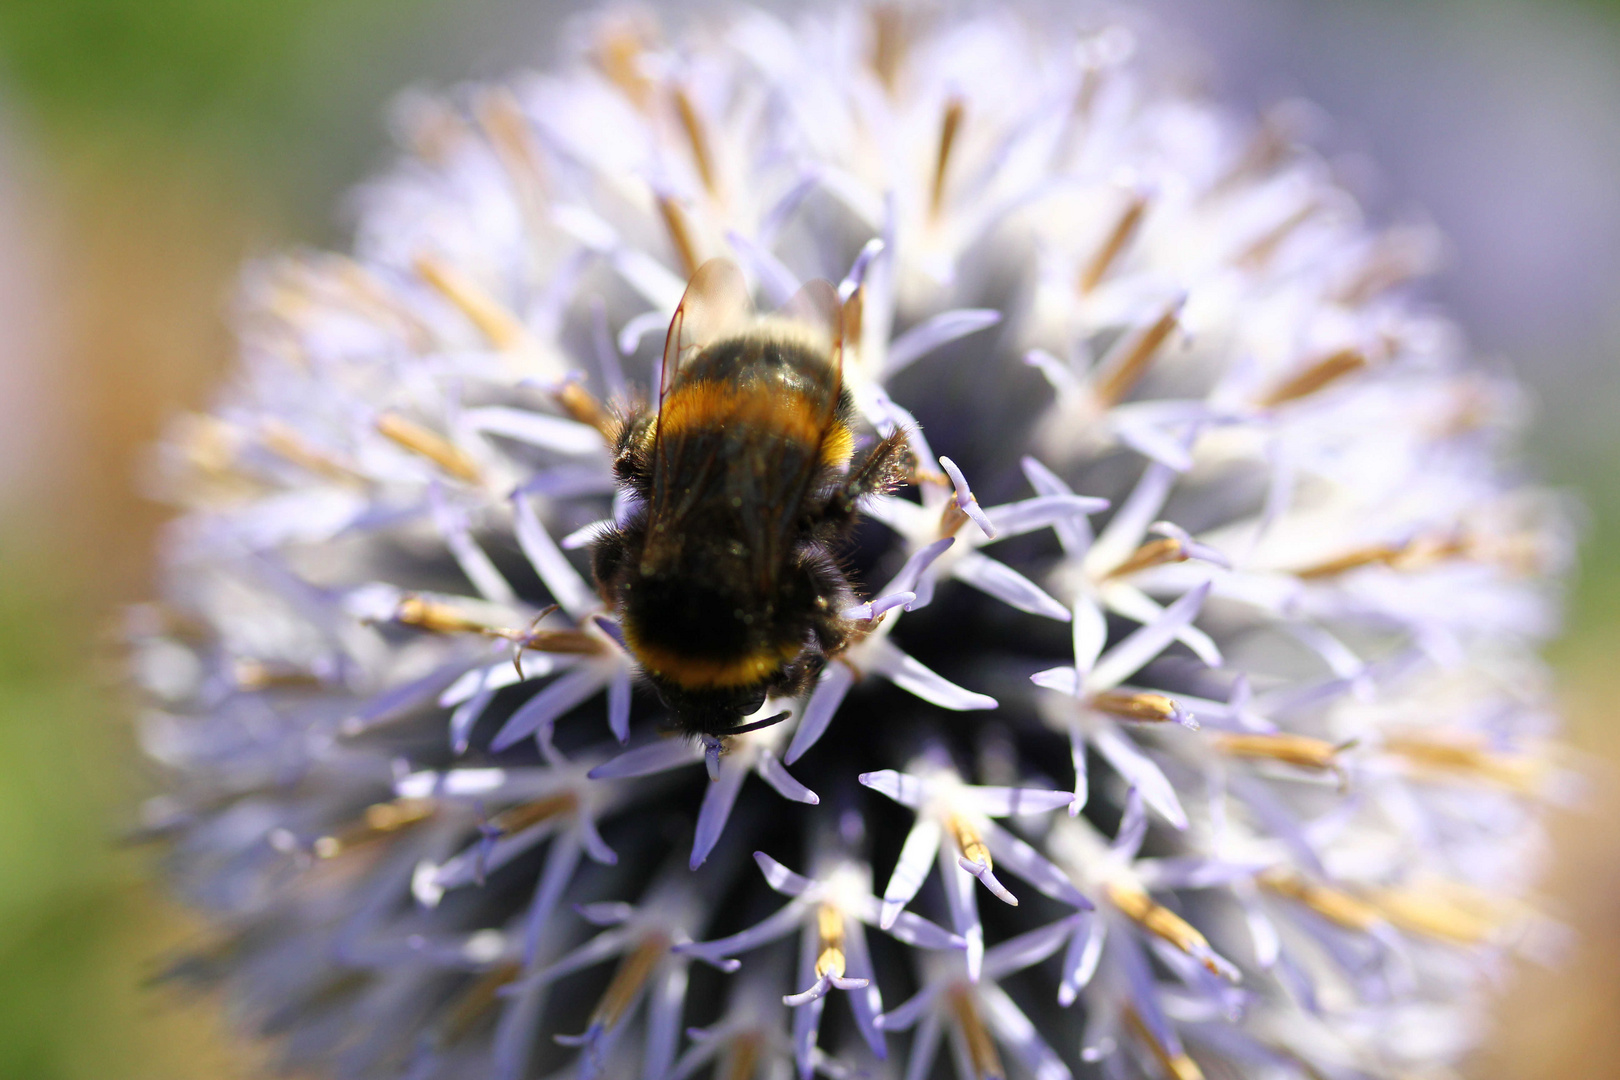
[728,709,793,736]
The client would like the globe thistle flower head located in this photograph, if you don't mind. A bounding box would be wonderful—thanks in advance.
[134,3,1571,1079]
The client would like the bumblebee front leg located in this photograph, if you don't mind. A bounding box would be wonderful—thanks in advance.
[608,401,655,497]
[825,429,912,523]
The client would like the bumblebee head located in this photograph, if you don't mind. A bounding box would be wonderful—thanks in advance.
[649,676,771,739]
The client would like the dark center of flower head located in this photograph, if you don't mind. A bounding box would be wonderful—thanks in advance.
[133,4,1566,1080]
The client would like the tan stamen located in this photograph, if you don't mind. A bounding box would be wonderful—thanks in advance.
[593,933,671,1029]
[930,96,966,218]
[1257,348,1368,409]
[510,625,608,656]
[1293,533,1467,580]
[1369,884,1501,945]
[869,3,905,92]
[948,984,1006,1080]
[815,903,847,979]
[1107,882,1227,978]
[232,659,322,692]
[313,797,437,859]
[393,595,499,636]
[260,419,362,485]
[592,21,656,109]
[554,381,614,438]
[1105,536,1188,579]
[412,253,529,352]
[1206,110,1292,199]
[440,960,522,1044]
[1236,200,1318,269]
[402,97,472,165]
[1334,228,1434,306]
[720,1032,763,1080]
[375,412,482,484]
[1257,869,1381,932]
[671,87,718,195]
[1213,732,1344,773]
[475,89,548,207]
[1079,192,1148,294]
[487,792,580,837]
[1091,691,1183,724]
[657,193,702,279]
[1381,732,1546,793]
[1123,1004,1204,1080]
[948,813,992,869]
[1091,304,1179,408]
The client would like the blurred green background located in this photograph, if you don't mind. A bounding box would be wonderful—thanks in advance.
[0,0,1613,1076]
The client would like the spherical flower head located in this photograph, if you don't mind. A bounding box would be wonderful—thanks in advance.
[132,4,1572,1079]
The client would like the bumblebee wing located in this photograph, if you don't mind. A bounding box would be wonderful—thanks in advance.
[658,258,753,407]
[733,279,847,591]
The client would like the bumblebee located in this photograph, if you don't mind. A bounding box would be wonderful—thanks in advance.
[590,259,909,739]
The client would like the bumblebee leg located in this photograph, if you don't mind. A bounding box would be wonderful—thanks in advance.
[826,430,912,522]
[608,402,655,497]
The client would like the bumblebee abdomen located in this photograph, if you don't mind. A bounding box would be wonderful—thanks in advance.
[620,575,800,691]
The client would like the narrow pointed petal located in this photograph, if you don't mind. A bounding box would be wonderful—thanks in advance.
[879,817,942,928]
[1020,456,1093,555]
[679,900,806,965]
[984,493,1109,538]
[842,590,915,622]
[859,769,926,807]
[522,832,583,965]
[560,518,613,550]
[883,309,1003,378]
[1092,725,1188,829]
[752,851,814,896]
[757,751,820,805]
[886,536,956,598]
[1072,591,1109,681]
[726,229,801,306]
[961,857,1020,906]
[981,821,1091,908]
[785,662,854,764]
[968,785,1076,817]
[1112,787,1148,859]
[978,980,1074,1080]
[450,685,499,755]
[902,1011,945,1080]
[1084,460,1178,577]
[1059,913,1103,1005]
[577,814,618,866]
[983,914,1082,980]
[574,901,634,926]
[1088,581,1212,694]
[1024,347,1084,397]
[436,509,519,604]
[876,982,944,1033]
[856,898,965,950]
[862,638,998,711]
[952,552,1071,620]
[1070,728,1089,815]
[642,961,688,1080]
[606,667,632,744]
[513,493,597,620]
[938,457,997,539]
[841,922,888,1059]
[463,406,604,457]
[491,667,603,751]
[1103,582,1223,668]
[943,854,985,980]
[690,757,749,868]
[1032,666,1079,694]
[587,738,703,780]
